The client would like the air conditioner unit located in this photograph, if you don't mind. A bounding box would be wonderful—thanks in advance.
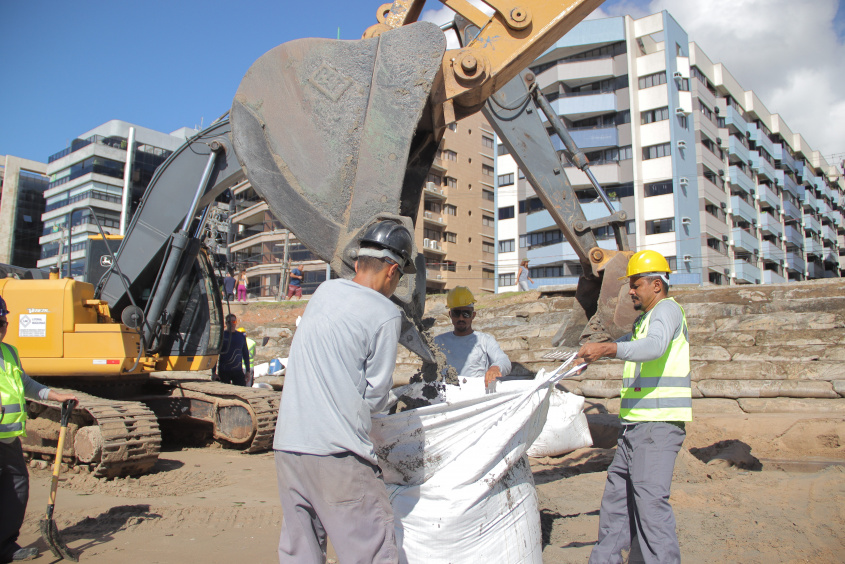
[673,71,683,78]
[720,202,728,210]
[714,106,720,114]
[716,138,722,145]
[722,234,729,242]
[679,177,689,186]
[683,255,692,262]
[681,217,692,225]
[423,238,430,247]
[677,140,687,149]
[675,107,689,115]
[436,274,442,279]
[426,182,436,191]
[718,169,725,177]
[724,268,731,275]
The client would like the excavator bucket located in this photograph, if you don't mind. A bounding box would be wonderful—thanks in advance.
[231,22,446,362]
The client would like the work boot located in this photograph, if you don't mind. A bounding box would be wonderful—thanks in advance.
[11,548,39,561]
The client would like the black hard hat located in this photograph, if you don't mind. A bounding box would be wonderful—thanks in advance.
[0,295,8,316]
[359,220,416,274]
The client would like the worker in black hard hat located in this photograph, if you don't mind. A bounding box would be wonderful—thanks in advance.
[272,220,412,562]
[0,295,77,563]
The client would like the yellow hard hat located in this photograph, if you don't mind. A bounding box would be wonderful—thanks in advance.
[446,286,476,309]
[619,250,671,280]
[236,327,247,333]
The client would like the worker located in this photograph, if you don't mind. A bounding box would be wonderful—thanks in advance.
[236,327,256,387]
[214,314,250,386]
[286,263,304,300]
[0,295,77,563]
[575,250,691,564]
[434,286,511,388]
[273,220,412,563]
[517,259,533,291]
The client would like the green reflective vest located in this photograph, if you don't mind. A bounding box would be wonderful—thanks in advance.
[619,297,692,422]
[0,343,27,439]
[243,338,256,372]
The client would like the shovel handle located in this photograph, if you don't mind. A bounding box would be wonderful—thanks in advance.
[47,400,77,510]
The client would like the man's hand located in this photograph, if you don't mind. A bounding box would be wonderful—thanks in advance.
[575,342,617,365]
[48,390,78,403]
[484,366,502,387]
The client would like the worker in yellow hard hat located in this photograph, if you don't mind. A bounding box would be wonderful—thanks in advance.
[236,327,256,386]
[434,286,511,387]
[576,249,691,563]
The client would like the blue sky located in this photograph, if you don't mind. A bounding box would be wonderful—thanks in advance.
[2,0,843,164]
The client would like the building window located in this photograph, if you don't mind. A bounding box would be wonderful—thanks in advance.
[497,173,514,186]
[645,218,675,234]
[444,204,457,216]
[523,229,563,248]
[701,136,723,159]
[519,198,545,214]
[498,206,515,220]
[482,136,494,149]
[423,228,441,241]
[497,144,508,156]
[441,149,457,161]
[706,237,727,255]
[499,272,516,286]
[482,268,495,280]
[482,189,495,202]
[482,215,495,227]
[499,239,515,253]
[705,203,726,222]
[482,164,494,177]
[444,260,457,272]
[644,181,673,197]
[641,107,670,124]
[642,143,671,160]
[677,78,690,91]
[482,241,495,254]
[444,231,457,243]
[638,72,667,89]
[444,176,457,188]
[427,173,441,185]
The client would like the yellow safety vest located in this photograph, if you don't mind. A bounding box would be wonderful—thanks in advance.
[619,297,692,422]
[0,343,27,439]
[243,338,256,372]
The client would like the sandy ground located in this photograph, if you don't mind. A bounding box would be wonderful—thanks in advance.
[16,413,845,564]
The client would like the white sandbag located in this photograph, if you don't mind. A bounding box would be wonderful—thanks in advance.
[372,367,579,564]
[252,357,287,379]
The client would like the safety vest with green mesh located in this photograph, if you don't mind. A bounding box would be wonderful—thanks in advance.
[243,338,256,373]
[619,297,692,422]
[0,343,27,439]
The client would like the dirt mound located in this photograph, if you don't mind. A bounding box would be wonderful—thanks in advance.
[672,448,729,483]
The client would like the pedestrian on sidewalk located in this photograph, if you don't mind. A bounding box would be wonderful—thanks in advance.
[576,250,691,564]
[517,259,533,291]
[286,263,303,300]
[273,220,414,563]
[237,271,248,302]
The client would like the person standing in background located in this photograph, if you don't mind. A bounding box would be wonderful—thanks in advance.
[517,259,533,291]
[237,271,248,302]
[223,271,236,302]
[286,263,303,300]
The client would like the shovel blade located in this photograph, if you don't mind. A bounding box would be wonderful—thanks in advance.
[40,518,78,562]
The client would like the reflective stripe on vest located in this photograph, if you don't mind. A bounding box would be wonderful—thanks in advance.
[0,343,27,439]
[619,298,692,422]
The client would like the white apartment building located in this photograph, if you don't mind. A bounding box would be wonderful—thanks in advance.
[495,12,844,290]
[38,120,196,277]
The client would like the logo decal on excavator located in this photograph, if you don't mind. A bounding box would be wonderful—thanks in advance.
[100,255,113,267]
[308,63,353,101]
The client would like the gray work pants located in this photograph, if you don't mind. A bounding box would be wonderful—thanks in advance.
[274,450,397,564]
[588,422,685,564]
[0,438,29,562]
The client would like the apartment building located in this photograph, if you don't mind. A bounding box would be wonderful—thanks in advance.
[38,120,196,277]
[495,12,844,290]
[0,155,49,268]
[227,111,500,298]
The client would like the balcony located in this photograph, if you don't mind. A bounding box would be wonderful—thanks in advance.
[773,144,799,174]
[760,240,784,262]
[723,105,748,135]
[552,92,617,120]
[804,214,821,234]
[730,195,757,225]
[423,182,447,200]
[526,210,555,233]
[784,225,804,249]
[804,238,823,257]
[733,259,761,284]
[757,183,780,210]
[758,212,783,238]
[728,136,750,164]
[537,57,615,89]
[823,249,839,264]
[786,251,805,273]
[565,162,621,186]
[801,188,819,213]
[762,269,786,284]
[821,223,837,244]
[749,151,777,182]
[776,170,800,198]
[556,126,619,151]
[782,199,801,222]
[422,210,446,226]
[807,260,823,278]
[426,269,446,283]
[818,198,831,216]
[748,124,775,156]
[728,165,755,196]
[421,238,446,255]
[731,227,759,253]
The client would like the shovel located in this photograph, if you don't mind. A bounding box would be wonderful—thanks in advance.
[40,399,79,561]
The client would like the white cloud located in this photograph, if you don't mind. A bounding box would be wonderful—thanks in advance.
[647,0,845,160]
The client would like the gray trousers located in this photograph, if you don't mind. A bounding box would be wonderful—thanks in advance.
[0,438,29,562]
[274,450,397,564]
[588,422,685,564]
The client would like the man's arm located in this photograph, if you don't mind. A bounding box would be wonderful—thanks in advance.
[22,371,77,402]
[483,334,512,385]
[363,316,402,414]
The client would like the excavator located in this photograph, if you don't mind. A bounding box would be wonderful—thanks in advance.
[0,0,634,478]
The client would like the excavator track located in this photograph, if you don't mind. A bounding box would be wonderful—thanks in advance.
[170,381,279,452]
[26,389,161,479]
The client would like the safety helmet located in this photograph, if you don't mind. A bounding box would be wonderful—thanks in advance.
[236,327,246,333]
[0,295,8,316]
[446,286,476,309]
[359,220,416,274]
[619,250,671,280]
